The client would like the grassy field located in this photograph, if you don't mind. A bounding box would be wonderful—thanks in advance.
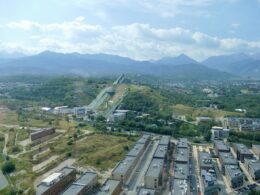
[0,111,18,125]
[173,104,243,120]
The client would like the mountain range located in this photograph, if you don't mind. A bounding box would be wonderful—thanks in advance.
[0,51,259,80]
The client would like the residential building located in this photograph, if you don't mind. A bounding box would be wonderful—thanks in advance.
[218,152,238,174]
[211,126,229,140]
[201,169,220,195]
[159,135,170,147]
[36,167,76,195]
[153,144,168,161]
[199,151,213,172]
[144,158,164,189]
[137,187,155,195]
[177,138,188,149]
[137,134,150,146]
[61,172,98,195]
[175,148,189,164]
[173,163,189,180]
[244,159,260,180]
[233,143,253,162]
[213,140,230,155]
[171,178,188,195]
[225,165,244,188]
[127,143,146,159]
[97,179,122,195]
[111,156,136,184]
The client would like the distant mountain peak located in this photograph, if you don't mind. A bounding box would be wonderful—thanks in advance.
[156,54,198,66]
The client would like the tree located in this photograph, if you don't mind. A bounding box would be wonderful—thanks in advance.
[2,161,15,174]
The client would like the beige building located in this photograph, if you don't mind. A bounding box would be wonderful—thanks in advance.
[144,158,164,189]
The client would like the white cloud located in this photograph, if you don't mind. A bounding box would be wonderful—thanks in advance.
[2,18,260,60]
[231,23,240,28]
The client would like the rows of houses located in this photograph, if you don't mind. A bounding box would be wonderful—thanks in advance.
[223,117,260,131]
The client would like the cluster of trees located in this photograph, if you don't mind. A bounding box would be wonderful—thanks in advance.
[228,130,260,146]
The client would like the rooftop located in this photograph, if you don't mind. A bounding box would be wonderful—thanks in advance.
[112,156,136,175]
[233,143,252,155]
[62,172,97,195]
[175,148,189,163]
[171,178,188,195]
[199,152,213,168]
[153,145,168,159]
[97,179,121,195]
[36,167,75,195]
[219,152,238,165]
[127,143,145,157]
[137,134,150,144]
[174,163,189,179]
[225,165,244,179]
[177,138,188,149]
[159,135,170,145]
[253,144,260,151]
[137,187,155,195]
[145,158,164,178]
[214,140,230,151]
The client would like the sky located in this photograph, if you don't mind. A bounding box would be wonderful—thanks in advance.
[0,0,260,60]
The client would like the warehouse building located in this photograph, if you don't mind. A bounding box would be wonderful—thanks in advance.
[244,159,260,180]
[252,144,260,158]
[159,135,170,146]
[61,172,98,195]
[233,143,253,162]
[36,167,76,195]
[219,152,238,174]
[225,165,244,188]
[137,134,150,146]
[97,179,122,195]
[199,151,213,172]
[144,158,164,189]
[30,128,55,142]
[175,148,189,164]
[177,138,188,149]
[112,156,136,184]
[213,140,230,155]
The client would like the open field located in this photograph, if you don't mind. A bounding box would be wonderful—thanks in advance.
[172,104,243,120]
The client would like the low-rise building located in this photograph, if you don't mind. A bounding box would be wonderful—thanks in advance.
[252,144,260,158]
[218,152,238,174]
[30,128,55,142]
[211,126,229,140]
[201,169,220,195]
[159,135,170,146]
[153,145,168,161]
[177,138,188,149]
[111,156,136,184]
[137,134,150,146]
[144,158,164,189]
[97,179,122,195]
[137,187,155,195]
[175,148,189,164]
[61,172,98,195]
[36,167,76,195]
[244,159,260,180]
[199,151,213,172]
[233,143,253,162]
[225,165,244,188]
[173,163,189,180]
[213,140,230,155]
[171,178,188,195]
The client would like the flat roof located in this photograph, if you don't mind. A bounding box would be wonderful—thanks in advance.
[219,152,238,165]
[233,143,252,155]
[97,179,121,195]
[37,167,75,195]
[177,138,188,148]
[127,143,145,157]
[171,178,188,195]
[245,159,260,172]
[174,163,189,179]
[145,158,164,178]
[112,156,136,175]
[137,134,150,144]
[199,152,213,168]
[159,136,170,145]
[137,187,155,195]
[175,148,189,163]
[153,145,168,159]
[214,140,230,151]
[225,165,244,179]
[62,172,97,195]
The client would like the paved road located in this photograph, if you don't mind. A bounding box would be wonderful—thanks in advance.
[190,154,198,195]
